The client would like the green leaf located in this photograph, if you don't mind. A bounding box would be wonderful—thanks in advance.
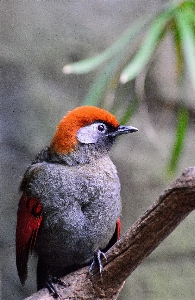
[63,17,149,75]
[82,14,157,105]
[167,107,189,174]
[120,8,174,83]
[175,10,195,92]
[119,98,138,125]
[63,51,115,75]
[173,19,184,76]
[83,58,120,106]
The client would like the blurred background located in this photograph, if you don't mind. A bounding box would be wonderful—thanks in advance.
[1,1,195,299]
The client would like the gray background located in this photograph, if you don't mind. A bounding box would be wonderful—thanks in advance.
[1,1,195,299]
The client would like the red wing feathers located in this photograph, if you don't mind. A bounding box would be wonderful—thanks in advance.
[16,194,42,284]
[103,218,121,252]
[116,218,121,240]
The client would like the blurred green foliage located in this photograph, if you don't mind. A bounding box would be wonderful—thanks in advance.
[63,0,195,174]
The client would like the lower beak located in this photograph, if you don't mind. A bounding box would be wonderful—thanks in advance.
[108,125,138,137]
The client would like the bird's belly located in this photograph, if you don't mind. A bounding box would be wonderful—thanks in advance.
[36,208,117,273]
[35,157,121,274]
[37,210,120,273]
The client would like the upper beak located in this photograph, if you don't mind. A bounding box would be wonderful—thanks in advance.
[108,125,138,137]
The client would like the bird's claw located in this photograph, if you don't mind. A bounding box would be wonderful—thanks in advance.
[45,276,64,299]
[89,249,107,277]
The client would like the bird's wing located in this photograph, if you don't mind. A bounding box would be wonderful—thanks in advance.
[16,193,43,285]
[103,218,121,252]
[116,218,121,240]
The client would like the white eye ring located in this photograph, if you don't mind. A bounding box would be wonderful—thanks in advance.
[97,124,106,132]
[76,123,107,144]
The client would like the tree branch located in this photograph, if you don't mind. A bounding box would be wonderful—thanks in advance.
[25,166,195,300]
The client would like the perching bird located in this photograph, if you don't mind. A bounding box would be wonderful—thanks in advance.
[16,106,138,298]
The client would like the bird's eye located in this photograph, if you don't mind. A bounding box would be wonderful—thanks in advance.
[97,124,106,132]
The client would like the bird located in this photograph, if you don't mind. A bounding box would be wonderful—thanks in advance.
[16,105,138,298]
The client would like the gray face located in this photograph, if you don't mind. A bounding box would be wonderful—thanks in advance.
[76,122,108,144]
[77,122,138,143]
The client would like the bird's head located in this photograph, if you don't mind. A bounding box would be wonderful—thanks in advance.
[50,106,138,164]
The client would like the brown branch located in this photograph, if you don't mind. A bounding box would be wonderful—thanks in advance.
[25,166,195,300]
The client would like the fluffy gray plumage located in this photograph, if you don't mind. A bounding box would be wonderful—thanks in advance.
[21,144,121,282]
[16,106,137,297]
[17,107,138,298]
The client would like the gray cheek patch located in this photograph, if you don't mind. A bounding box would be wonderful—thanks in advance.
[77,124,99,144]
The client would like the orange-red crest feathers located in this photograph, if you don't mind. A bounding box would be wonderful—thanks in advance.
[50,106,119,154]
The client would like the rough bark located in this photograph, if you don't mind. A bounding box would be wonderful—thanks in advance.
[25,166,195,300]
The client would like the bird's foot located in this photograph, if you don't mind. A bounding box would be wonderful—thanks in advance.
[89,249,107,277]
[45,276,64,299]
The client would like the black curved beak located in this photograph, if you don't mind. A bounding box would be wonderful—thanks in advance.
[108,125,138,137]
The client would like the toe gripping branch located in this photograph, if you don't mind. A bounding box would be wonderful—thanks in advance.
[45,276,65,299]
[45,248,108,298]
[89,249,107,276]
